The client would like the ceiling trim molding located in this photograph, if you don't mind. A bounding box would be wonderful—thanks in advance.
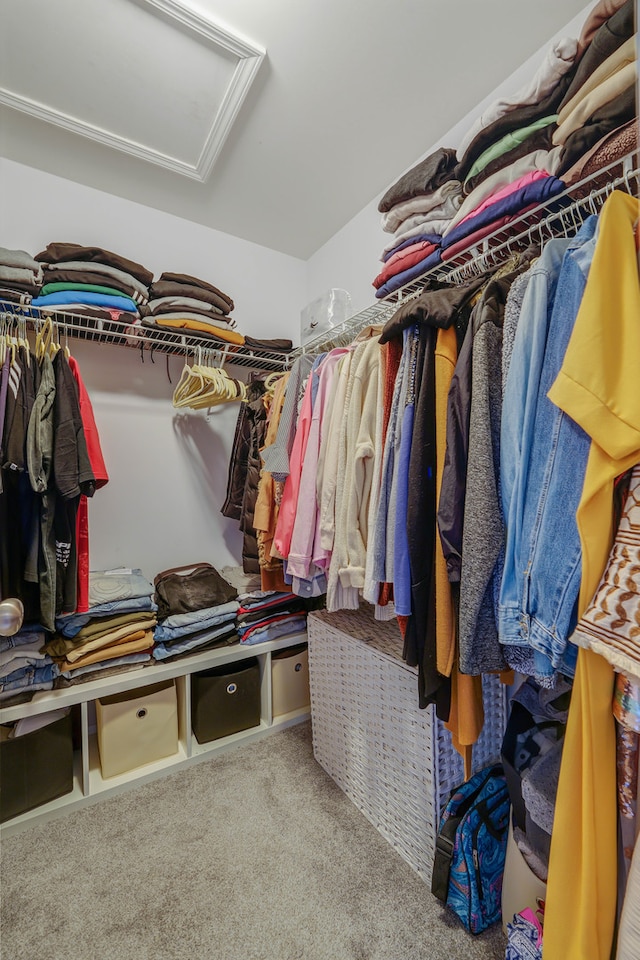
[0,0,266,183]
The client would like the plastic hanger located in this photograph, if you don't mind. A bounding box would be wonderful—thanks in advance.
[172,348,246,409]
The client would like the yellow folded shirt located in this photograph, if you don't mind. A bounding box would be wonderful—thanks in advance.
[153,316,245,345]
[58,631,153,672]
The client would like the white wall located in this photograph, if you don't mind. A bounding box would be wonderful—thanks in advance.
[1,158,306,577]
[306,4,594,315]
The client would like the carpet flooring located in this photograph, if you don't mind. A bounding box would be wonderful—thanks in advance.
[1,721,507,960]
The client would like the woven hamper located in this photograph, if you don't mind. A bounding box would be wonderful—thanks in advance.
[307,607,507,881]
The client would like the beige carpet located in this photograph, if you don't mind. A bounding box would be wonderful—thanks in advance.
[1,721,506,960]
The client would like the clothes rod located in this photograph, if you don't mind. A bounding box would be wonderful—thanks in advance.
[0,306,292,373]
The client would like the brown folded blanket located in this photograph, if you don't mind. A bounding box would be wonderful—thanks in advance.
[158,272,234,310]
[149,280,233,316]
[35,242,153,287]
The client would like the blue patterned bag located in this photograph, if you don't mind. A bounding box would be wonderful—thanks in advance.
[431,763,510,934]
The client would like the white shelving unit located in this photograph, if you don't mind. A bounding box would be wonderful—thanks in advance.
[0,631,309,837]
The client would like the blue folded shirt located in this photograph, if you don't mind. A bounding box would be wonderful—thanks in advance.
[31,291,139,313]
[56,595,157,638]
[441,176,566,251]
[239,616,307,646]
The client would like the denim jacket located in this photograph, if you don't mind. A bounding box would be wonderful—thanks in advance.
[499,217,598,681]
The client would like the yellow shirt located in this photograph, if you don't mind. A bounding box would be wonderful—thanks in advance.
[544,191,640,960]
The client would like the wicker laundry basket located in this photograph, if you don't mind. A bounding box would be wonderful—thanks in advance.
[307,607,507,881]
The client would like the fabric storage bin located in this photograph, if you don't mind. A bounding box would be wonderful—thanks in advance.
[0,711,74,822]
[307,607,507,881]
[191,657,260,744]
[271,644,310,717]
[96,679,178,778]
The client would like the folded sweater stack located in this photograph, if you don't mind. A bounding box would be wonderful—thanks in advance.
[374,1,637,295]
[32,242,153,325]
[51,568,157,686]
[0,627,58,704]
[553,0,637,182]
[0,247,43,304]
[152,565,239,662]
[235,591,307,645]
[142,272,243,346]
[374,149,461,298]
[153,599,239,662]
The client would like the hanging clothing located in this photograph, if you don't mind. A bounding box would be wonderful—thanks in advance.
[458,269,522,675]
[544,190,640,960]
[68,355,109,614]
[499,220,599,684]
[254,372,290,592]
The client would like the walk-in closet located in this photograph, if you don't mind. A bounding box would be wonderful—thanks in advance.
[1,2,639,958]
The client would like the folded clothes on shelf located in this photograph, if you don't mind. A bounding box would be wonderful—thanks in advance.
[31,291,139,313]
[0,247,43,299]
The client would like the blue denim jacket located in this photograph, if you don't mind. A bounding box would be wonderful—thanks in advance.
[499,217,598,680]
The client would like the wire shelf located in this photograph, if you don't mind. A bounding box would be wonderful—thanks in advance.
[0,301,293,373]
[292,151,639,358]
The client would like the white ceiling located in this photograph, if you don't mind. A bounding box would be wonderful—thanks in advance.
[0,0,590,259]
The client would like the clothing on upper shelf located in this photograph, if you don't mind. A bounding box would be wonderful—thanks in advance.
[555,81,637,175]
[144,273,238,343]
[561,0,635,109]
[441,176,566,252]
[446,149,562,234]
[380,193,463,243]
[146,315,245,346]
[28,243,152,323]
[552,58,637,148]
[0,248,43,301]
[373,241,440,289]
[35,242,154,288]
[42,262,150,303]
[463,116,559,186]
[31,290,138,313]
[561,117,638,184]
[444,169,550,235]
[456,36,578,161]
[380,182,464,234]
[369,23,628,302]
[374,248,443,299]
[377,148,459,213]
[556,33,636,128]
[140,296,233,323]
[156,272,234,312]
[576,0,630,59]
[455,67,575,185]
[462,126,561,197]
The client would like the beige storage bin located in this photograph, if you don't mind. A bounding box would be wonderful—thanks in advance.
[271,644,310,717]
[501,819,547,933]
[96,680,178,778]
